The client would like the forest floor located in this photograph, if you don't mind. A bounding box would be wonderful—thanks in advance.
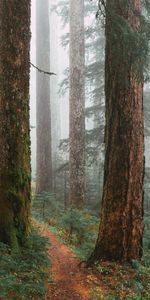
[35,223,150,300]
[41,227,100,300]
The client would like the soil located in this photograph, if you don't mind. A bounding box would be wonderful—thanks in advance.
[41,228,100,300]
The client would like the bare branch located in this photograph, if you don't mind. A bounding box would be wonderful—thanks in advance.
[30,62,56,76]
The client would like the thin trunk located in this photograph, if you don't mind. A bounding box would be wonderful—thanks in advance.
[69,0,85,208]
[0,1,31,248]
[50,0,61,191]
[50,0,60,160]
[88,0,144,263]
[36,0,53,193]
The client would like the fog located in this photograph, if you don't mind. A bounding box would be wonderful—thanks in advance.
[30,0,70,177]
[29,1,150,286]
[30,0,100,178]
[30,0,150,179]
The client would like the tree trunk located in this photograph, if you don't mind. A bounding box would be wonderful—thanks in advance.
[36,0,53,193]
[69,0,85,208]
[0,0,31,248]
[88,0,144,263]
[50,0,61,191]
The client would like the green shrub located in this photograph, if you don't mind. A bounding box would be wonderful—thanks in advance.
[0,228,51,300]
[57,208,99,259]
[32,191,63,222]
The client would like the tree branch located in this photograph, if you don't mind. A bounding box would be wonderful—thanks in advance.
[30,62,56,76]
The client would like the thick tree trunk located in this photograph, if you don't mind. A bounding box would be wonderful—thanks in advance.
[0,1,31,248]
[69,0,85,208]
[36,0,53,193]
[88,0,144,263]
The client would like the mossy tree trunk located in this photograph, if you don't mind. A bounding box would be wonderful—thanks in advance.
[69,0,85,208]
[36,0,53,194]
[87,0,144,264]
[0,1,31,248]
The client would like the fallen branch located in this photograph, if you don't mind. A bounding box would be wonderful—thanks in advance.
[30,62,56,76]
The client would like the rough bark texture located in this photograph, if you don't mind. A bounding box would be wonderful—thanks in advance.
[88,0,144,263]
[0,0,31,247]
[69,0,85,208]
[36,0,53,193]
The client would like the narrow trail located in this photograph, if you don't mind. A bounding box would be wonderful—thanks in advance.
[41,228,100,300]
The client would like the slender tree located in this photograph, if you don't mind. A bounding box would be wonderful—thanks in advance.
[0,0,31,247]
[36,0,53,193]
[69,0,85,207]
[54,0,105,206]
[87,0,145,264]
[50,0,61,191]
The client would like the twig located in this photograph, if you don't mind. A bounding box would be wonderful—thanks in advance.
[30,62,56,76]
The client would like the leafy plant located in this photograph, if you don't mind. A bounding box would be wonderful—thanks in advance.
[0,228,51,300]
[89,287,114,300]
[93,261,150,300]
[51,208,99,260]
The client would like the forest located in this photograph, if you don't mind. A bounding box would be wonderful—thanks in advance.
[0,0,150,299]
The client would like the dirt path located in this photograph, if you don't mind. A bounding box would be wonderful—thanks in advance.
[41,228,99,300]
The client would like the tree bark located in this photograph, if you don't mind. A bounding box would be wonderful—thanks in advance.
[87,0,144,263]
[36,0,53,193]
[69,0,85,208]
[0,0,31,248]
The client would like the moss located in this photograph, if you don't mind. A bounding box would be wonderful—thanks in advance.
[0,216,19,250]
[0,1,31,248]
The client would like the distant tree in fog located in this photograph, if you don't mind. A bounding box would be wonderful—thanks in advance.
[69,0,85,208]
[50,0,61,191]
[36,0,53,193]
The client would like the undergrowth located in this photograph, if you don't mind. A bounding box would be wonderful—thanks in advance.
[89,213,150,300]
[32,191,150,299]
[47,208,150,299]
[89,260,150,300]
[48,207,99,260]
[0,228,51,300]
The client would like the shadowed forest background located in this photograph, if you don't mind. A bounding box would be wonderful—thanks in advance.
[0,0,150,299]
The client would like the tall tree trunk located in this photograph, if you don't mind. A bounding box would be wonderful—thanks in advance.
[36,0,53,193]
[0,0,31,248]
[69,0,85,208]
[50,0,61,191]
[88,0,144,263]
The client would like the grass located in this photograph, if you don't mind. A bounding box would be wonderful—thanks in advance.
[0,228,51,300]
